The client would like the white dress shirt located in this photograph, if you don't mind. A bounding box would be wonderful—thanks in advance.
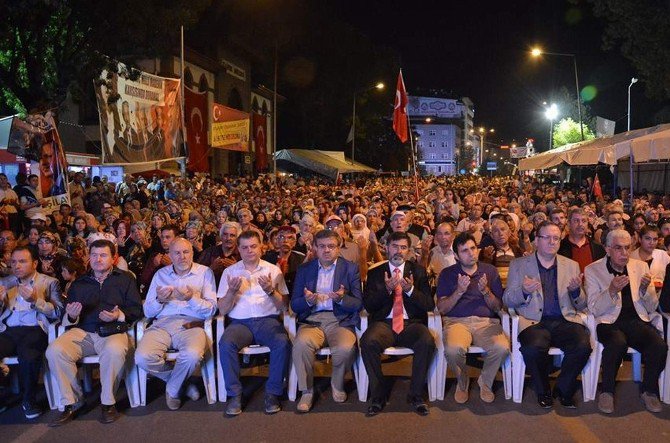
[144,262,218,320]
[218,259,289,320]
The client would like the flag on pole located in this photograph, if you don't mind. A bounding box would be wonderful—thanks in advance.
[393,70,409,143]
[346,124,354,144]
[592,173,603,199]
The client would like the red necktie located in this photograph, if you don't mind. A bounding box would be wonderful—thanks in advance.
[392,268,404,334]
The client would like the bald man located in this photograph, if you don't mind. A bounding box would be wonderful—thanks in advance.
[135,238,218,410]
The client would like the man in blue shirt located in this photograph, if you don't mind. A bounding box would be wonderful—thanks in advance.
[437,233,509,404]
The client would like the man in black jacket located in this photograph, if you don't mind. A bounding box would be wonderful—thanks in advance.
[360,231,435,416]
[47,239,142,426]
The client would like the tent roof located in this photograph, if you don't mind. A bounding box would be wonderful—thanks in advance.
[275,149,375,178]
[519,124,670,170]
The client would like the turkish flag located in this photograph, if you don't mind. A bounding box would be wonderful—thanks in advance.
[593,173,603,199]
[184,87,209,173]
[253,113,268,171]
[393,70,409,143]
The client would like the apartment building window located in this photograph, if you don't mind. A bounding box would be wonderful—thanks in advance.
[441,141,448,148]
[430,153,437,159]
[429,130,437,136]
[441,130,448,136]
[429,141,436,147]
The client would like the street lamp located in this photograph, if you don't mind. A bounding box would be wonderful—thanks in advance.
[351,82,384,164]
[627,77,638,131]
[545,103,559,151]
[531,46,584,140]
[478,126,495,165]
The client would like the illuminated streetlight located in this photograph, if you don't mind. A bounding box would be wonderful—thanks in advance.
[425,117,432,123]
[530,45,584,140]
[352,81,385,163]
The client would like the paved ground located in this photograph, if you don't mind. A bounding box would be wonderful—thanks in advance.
[1,358,668,443]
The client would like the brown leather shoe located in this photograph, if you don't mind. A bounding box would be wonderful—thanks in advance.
[48,401,84,427]
[99,404,120,424]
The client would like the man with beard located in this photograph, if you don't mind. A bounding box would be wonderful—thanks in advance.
[262,226,305,295]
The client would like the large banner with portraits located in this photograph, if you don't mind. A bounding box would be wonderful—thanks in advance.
[94,63,185,165]
[3,112,70,212]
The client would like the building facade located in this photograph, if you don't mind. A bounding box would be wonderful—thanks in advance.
[408,95,475,176]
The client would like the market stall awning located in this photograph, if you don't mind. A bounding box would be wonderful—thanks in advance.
[519,124,670,170]
[275,149,375,179]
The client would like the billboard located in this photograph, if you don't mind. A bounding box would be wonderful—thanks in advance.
[210,103,249,152]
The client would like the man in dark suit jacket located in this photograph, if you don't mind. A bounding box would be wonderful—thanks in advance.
[290,229,362,412]
[360,231,435,416]
[557,208,606,272]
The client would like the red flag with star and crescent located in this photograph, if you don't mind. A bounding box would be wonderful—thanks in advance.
[393,70,409,143]
[184,87,209,173]
[593,173,603,199]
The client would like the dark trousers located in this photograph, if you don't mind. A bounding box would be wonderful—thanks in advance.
[218,316,291,397]
[597,317,667,395]
[0,326,48,403]
[519,318,591,397]
[360,320,436,401]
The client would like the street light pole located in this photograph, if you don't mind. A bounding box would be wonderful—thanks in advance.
[628,77,639,208]
[545,103,559,151]
[350,82,384,165]
[531,48,584,140]
[627,77,638,131]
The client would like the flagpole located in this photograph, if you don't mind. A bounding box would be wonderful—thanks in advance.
[273,41,278,178]
[179,25,187,178]
[405,102,419,201]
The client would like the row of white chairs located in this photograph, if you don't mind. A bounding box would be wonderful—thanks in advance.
[4,310,668,411]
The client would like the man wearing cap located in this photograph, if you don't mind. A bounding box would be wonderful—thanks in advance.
[379,211,421,262]
[262,226,305,295]
[18,175,47,232]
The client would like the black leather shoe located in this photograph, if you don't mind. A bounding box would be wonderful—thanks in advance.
[49,405,79,427]
[537,394,553,409]
[99,404,120,424]
[366,398,384,417]
[408,395,429,416]
[552,388,576,409]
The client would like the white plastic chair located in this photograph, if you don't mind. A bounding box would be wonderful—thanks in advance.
[285,313,361,401]
[587,314,666,402]
[509,310,595,403]
[51,323,141,409]
[434,311,512,401]
[662,312,670,404]
[135,317,217,405]
[215,314,293,403]
[1,322,59,410]
[355,310,440,402]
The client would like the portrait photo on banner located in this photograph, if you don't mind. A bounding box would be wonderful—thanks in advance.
[94,62,185,165]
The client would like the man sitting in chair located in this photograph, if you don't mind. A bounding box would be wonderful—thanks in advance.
[503,221,591,409]
[217,230,290,416]
[360,231,435,417]
[0,247,62,419]
[585,229,667,414]
[135,238,217,410]
[436,232,509,404]
[290,229,362,412]
[47,239,142,426]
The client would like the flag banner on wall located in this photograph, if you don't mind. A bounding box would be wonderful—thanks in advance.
[184,87,210,173]
[210,103,249,152]
[94,62,185,165]
[252,113,268,170]
[5,112,70,212]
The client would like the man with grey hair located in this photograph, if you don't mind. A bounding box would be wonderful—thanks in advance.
[558,207,606,273]
[198,221,241,286]
[585,229,666,414]
[295,214,318,255]
[136,238,217,410]
[379,211,421,261]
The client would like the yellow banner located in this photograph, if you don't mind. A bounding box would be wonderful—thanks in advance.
[211,119,249,151]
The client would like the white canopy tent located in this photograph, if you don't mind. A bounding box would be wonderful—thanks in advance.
[274,149,375,179]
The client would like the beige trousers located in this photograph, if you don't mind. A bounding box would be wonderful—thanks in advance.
[292,312,357,392]
[442,316,510,389]
[46,328,132,406]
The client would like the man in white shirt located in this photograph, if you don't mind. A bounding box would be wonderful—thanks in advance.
[456,204,485,245]
[420,222,456,278]
[135,238,217,410]
[217,230,290,416]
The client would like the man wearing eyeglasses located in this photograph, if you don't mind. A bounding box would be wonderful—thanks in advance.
[262,226,305,295]
[504,221,591,409]
[585,229,666,414]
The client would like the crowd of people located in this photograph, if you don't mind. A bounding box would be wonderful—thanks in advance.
[0,169,669,425]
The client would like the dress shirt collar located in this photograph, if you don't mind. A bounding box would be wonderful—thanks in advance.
[318,259,338,272]
[606,257,628,276]
[389,261,406,276]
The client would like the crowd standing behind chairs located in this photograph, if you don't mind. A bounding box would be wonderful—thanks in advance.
[0,171,669,424]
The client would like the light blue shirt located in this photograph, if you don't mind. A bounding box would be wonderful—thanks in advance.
[144,263,218,320]
[314,260,337,311]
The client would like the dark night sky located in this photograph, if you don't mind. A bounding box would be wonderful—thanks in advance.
[327,0,653,152]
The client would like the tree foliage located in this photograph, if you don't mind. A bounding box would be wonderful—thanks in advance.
[588,0,670,100]
[0,0,211,115]
[552,117,596,148]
